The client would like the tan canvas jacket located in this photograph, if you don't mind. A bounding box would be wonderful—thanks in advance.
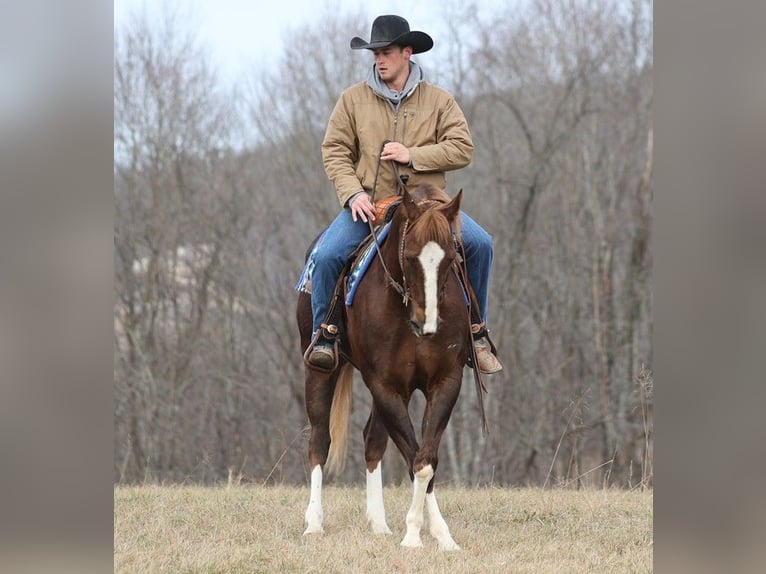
[321,80,474,207]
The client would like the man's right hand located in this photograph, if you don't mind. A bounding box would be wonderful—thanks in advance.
[349,192,376,223]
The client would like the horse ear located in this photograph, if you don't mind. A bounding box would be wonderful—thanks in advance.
[440,189,463,222]
[402,188,421,220]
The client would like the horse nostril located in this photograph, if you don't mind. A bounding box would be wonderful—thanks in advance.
[408,320,422,336]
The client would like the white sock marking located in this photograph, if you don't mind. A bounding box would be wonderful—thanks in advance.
[426,491,460,550]
[366,462,392,534]
[417,242,445,334]
[401,464,434,548]
[303,465,324,534]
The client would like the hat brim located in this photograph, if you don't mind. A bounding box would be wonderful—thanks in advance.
[350,31,433,54]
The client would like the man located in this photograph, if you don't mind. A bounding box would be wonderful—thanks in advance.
[307,14,502,374]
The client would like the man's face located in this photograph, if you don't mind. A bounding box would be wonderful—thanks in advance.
[372,45,412,86]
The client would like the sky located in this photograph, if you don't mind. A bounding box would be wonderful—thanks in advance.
[113,0,499,86]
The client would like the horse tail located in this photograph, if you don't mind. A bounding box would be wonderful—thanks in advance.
[326,363,354,477]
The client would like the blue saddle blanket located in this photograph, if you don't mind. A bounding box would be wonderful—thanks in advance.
[294,223,392,306]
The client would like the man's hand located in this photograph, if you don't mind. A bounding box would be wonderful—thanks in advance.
[349,192,376,223]
[381,141,411,165]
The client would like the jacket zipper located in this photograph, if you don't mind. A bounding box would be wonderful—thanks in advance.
[392,110,399,141]
[391,109,409,144]
[401,109,408,146]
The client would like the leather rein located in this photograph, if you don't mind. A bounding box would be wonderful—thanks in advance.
[368,140,410,304]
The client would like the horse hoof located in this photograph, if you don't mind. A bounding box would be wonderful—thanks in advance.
[370,522,393,535]
[438,541,461,551]
[302,525,324,535]
[400,536,423,548]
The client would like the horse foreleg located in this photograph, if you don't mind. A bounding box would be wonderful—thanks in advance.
[425,489,460,550]
[364,406,392,534]
[401,466,459,550]
[401,464,433,548]
[366,386,421,543]
[366,462,392,534]
[413,373,462,550]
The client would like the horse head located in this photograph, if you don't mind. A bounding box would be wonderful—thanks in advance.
[399,185,463,336]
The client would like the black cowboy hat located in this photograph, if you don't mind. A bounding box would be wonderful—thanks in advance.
[350,15,433,54]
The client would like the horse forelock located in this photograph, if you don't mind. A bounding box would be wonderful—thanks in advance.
[411,210,449,244]
[407,184,462,241]
[408,208,459,247]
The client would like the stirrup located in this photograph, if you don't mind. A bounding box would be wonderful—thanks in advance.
[469,323,501,373]
[303,326,339,373]
[471,322,488,340]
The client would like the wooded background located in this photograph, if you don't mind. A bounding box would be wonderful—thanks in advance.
[114,0,653,488]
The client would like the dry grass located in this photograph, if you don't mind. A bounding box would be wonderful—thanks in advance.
[114,484,652,573]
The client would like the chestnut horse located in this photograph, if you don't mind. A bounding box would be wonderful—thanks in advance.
[296,183,469,550]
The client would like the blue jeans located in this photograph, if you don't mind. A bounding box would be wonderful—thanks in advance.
[311,209,494,333]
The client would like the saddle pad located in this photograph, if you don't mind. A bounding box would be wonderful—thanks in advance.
[345,223,391,306]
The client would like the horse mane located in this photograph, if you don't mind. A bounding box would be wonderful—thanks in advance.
[407,184,461,243]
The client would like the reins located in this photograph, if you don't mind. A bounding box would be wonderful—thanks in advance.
[368,140,410,303]
[452,237,490,437]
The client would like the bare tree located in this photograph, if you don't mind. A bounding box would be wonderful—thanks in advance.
[449,0,653,486]
[114,7,274,482]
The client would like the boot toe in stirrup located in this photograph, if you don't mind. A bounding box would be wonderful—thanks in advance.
[308,346,336,369]
[474,344,503,374]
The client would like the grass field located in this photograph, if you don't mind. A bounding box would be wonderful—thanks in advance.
[114,484,652,573]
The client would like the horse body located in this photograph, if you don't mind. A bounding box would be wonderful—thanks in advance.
[298,184,469,550]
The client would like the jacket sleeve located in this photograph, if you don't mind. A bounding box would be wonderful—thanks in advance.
[409,93,474,173]
[322,92,364,207]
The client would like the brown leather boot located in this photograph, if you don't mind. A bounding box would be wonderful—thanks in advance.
[308,343,335,370]
[474,338,502,374]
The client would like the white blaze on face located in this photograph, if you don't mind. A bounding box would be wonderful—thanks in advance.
[417,241,445,334]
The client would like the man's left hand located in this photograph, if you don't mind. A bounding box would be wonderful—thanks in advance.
[381,142,410,165]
